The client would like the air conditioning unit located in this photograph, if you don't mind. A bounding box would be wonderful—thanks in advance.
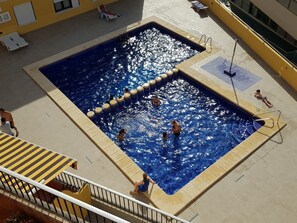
[0,12,11,24]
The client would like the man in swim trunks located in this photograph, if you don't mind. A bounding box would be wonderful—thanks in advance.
[171,120,181,137]
[117,129,127,141]
[151,95,161,106]
[254,89,273,108]
[0,108,19,136]
[131,173,155,194]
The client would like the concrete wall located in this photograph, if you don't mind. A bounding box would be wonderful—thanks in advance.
[250,0,297,39]
[0,0,117,35]
[199,0,297,92]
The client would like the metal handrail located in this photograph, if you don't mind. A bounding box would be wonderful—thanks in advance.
[205,37,213,53]
[252,110,282,130]
[198,34,206,45]
[57,171,189,223]
[254,117,274,128]
[0,166,129,223]
[198,34,212,53]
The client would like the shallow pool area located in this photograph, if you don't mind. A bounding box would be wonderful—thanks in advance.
[95,74,261,194]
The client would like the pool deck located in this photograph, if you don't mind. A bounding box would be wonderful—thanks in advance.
[1,0,297,222]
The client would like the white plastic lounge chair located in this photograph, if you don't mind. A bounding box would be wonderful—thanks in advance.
[191,1,208,12]
[0,35,19,51]
[97,6,119,21]
[9,32,29,48]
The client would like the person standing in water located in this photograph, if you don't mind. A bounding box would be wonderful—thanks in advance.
[171,120,181,137]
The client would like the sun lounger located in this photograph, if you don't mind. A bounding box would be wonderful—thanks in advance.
[97,6,119,21]
[9,32,29,48]
[0,35,19,51]
[191,1,208,12]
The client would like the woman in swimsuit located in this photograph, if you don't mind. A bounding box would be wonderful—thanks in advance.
[254,89,273,108]
[131,173,155,193]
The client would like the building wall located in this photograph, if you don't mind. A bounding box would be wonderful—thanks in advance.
[0,0,117,35]
[250,0,297,39]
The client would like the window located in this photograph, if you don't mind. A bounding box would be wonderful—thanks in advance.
[54,0,72,12]
[233,0,243,7]
[268,20,278,31]
[276,26,286,37]
[241,0,251,13]
[249,3,257,16]
[288,0,297,15]
[255,8,269,25]
[285,33,297,46]
[278,0,290,7]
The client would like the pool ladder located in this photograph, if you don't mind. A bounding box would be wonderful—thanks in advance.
[199,34,212,53]
[252,110,281,129]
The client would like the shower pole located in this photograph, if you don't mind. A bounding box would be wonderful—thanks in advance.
[224,39,239,77]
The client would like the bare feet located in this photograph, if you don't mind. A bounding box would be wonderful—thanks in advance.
[130,190,138,195]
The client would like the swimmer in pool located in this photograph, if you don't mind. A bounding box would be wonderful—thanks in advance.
[162,132,168,141]
[171,120,181,137]
[117,129,127,141]
[151,95,161,106]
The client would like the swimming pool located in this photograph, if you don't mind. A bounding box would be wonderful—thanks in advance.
[26,16,284,213]
[39,22,263,195]
[40,23,204,112]
[94,74,261,194]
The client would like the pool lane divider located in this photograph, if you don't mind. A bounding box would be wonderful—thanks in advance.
[86,68,180,118]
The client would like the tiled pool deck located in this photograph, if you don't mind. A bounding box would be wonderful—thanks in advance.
[23,17,286,215]
[1,0,297,222]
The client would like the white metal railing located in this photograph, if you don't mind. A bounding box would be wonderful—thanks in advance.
[0,166,129,223]
[57,171,189,223]
[198,34,212,53]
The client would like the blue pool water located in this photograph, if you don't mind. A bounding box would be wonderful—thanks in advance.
[93,75,260,194]
[40,23,204,112]
[40,23,261,195]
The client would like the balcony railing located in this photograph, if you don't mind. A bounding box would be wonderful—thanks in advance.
[0,166,189,223]
[0,166,129,223]
[56,171,189,223]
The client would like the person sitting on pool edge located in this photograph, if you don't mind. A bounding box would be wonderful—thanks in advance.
[254,89,273,108]
[117,129,127,141]
[131,173,155,194]
[172,120,181,137]
[151,95,161,106]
